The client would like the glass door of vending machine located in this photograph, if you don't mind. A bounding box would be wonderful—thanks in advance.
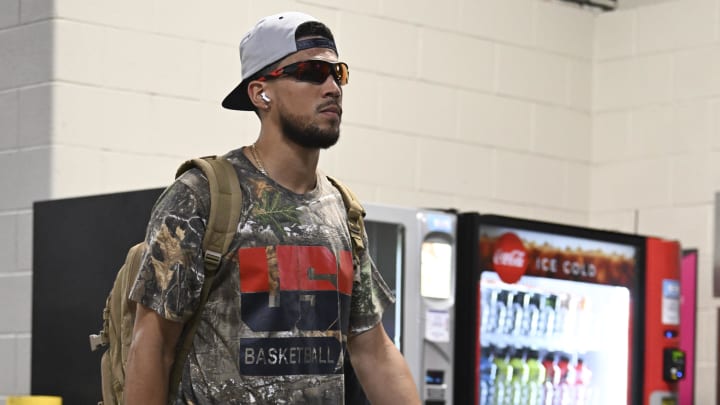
[363,204,457,404]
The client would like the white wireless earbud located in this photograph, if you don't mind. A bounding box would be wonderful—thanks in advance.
[260,92,271,103]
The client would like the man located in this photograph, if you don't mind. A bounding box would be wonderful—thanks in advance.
[124,11,421,404]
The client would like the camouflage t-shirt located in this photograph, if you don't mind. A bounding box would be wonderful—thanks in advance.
[128,148,394,404]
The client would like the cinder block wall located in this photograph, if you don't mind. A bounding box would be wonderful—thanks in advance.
[0,1,53,399]
[593,1,720,403]
[328,0,593,224]
[0,0,715,403]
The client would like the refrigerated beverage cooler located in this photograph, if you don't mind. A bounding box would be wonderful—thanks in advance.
[453,214,685,405]
[354,204,457,404]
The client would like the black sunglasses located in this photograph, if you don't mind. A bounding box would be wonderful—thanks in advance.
[256,60,349,86]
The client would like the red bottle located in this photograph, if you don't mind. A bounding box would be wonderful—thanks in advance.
[554,354,576,405]
[541,352,560,405]
[574,358,592,405]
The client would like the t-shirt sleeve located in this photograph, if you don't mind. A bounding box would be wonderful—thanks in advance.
[128,170,210,323]
[348,234,396,335]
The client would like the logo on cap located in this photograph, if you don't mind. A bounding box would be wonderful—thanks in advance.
[492,232,528,284]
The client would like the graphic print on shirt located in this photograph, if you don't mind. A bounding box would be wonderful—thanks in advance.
[237,182,354,377]
[238,245,353,375]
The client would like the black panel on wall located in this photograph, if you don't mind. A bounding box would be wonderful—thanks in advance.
[32,188,163,404]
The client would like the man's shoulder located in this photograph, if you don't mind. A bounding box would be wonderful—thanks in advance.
[149,166,211,221]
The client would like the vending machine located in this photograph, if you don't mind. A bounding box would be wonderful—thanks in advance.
[453,214,685,405]
[359,204,457,404]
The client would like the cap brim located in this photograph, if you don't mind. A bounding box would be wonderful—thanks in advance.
[222,80,254,111]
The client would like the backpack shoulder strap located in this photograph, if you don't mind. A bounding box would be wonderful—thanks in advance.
[169,155,242,401]
[176,156,242,272]
[326,175,366,259]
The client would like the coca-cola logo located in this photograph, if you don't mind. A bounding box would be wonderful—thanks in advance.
[492,232,528,284]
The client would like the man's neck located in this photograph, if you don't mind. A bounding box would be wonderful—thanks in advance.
[249,133,320,194]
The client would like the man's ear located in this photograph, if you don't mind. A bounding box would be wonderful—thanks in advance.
[247,82,270,110]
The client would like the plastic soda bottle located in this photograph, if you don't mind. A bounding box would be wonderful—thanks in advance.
[479,346,498,405]
[542,352,560,405]
[526,349,546,405]
[510,292,529,336]
[501,291,518,336]
[508,347,529,405]
[553,294,569,338]
[495,290,512,335]
[554,353,576,405]
[522,293,541,336]
[574,357,592,405]
[481,288,500,333]
[492,346,513,405]
[538,294,557,337]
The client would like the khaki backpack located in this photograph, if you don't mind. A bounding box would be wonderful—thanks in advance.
[90,156,366,405]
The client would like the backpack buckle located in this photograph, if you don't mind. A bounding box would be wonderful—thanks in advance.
[89,333,108,351]
[204,250,222,271]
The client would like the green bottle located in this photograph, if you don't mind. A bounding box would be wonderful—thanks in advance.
[492,346,513,405]
[526,349,546,405]
[508,347,529,405]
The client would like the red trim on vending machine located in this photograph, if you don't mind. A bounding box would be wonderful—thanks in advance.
[644,238,682,404]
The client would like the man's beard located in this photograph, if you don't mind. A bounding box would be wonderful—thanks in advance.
[279,110,340,149]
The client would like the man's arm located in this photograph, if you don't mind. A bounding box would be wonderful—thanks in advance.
[125,303,184,405]
[347,323,421,405]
